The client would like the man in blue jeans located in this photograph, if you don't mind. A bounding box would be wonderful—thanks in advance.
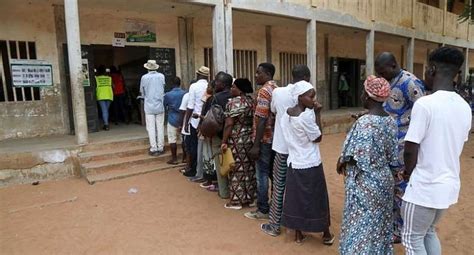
[246,63,278,220]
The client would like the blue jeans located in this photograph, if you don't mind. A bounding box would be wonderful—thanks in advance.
[255,143,275,214]
[98,100,111,125]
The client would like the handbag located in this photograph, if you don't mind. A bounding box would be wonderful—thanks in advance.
[219,149,235,176]
[200,98,225,138]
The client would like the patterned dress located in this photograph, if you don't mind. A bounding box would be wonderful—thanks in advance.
[339,115,398,255]
[225,95,256,205]
[383,70,425,237]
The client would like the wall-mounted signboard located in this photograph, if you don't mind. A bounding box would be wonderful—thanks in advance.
[11,59,53,87]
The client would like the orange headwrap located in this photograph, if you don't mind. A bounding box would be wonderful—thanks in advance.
[364,75,390,102]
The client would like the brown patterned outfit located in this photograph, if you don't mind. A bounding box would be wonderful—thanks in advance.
[225,95,256,205]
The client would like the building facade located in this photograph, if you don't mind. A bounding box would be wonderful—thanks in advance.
[1,0,473,143]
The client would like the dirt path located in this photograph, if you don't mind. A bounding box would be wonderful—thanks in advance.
[1,133,472,254]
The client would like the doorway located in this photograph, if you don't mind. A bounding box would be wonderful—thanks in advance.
[329,57,365,110]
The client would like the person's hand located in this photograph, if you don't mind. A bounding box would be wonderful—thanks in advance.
[351,110,368,120]
[248,145,260,161]
[221,143,228,152]
[400,171,411,182]
[192,113,200,119]
[184,124,189,134]
[313,101,323,113]
[336,157,347,176]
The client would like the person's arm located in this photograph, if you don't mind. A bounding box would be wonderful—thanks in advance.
[249,88,271,161]
[313,101,323,143]
[185,86,195,133]
[404,141,419,178]
[403,100,429,180]
[221,116,235,152]
[139,76,145,98]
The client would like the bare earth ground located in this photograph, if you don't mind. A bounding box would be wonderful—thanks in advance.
[0,133,472,255]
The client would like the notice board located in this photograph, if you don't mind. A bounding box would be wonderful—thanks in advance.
[149,47,176,91]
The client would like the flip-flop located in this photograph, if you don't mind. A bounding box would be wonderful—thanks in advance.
[207,184,219,192]
[167,159,179,165]
[224,203,242,210]
[295,234,308,245]
[199,182,212,188]
[322,233,335,246]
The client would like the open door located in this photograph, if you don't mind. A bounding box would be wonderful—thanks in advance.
[329,57,339,110]
[64,44,100,133]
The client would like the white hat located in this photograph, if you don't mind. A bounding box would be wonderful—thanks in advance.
[144,60,159,70]
[196,66,210,76]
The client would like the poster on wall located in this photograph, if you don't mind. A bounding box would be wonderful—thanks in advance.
[113,32,126,47]
[124,19,156,42]
[82,59,90,86]
[10,59,53,87]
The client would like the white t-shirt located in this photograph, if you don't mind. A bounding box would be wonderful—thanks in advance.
[280,109,322,169]
[179,93,190,135]
[187,79,208,129]
[271,84,296,154]
[403,90,472,209]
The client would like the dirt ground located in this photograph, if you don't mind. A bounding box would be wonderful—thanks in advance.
[1,133,472,255]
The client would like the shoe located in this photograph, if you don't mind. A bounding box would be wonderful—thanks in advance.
[167,159,179,165]
[261,223,281,237]
[322,233,335,246]
[206,184,219,192]
[244,210,269,220]
[199,182,212,188]
[189,177,206,183]
[183,171,196,177]
[224,203,242,210]
[103,125,109,131]
[248,201,257,208]
[149,151,161,156]
[155,150,165,156]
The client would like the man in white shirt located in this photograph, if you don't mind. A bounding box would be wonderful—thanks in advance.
[402,47,472,255]
[140,60,166,156]
[183,66,210,177]
[261,65,310,237]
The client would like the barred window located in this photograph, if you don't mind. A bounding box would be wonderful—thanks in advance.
[279,52,307,86]
[0,40,41,102]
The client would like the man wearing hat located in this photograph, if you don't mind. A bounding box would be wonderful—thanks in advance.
[183,66,210,178]
[140,60,166,156]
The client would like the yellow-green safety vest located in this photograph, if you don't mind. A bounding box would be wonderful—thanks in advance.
[95,75,113,101]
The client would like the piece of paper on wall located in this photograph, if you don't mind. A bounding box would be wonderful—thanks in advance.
[113,32,126,47]
[82,59,90,86]
[124,19,156,43]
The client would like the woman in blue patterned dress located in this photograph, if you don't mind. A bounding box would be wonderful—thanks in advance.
[338,75,398,254]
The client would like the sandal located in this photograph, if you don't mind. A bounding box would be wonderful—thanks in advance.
[167,159,179,165]
[322,233,335,246]
[206,184,219,192]
[295,234,308,245]
[199,182,212,188]
[224,203,242,210]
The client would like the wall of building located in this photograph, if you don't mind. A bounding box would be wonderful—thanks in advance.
[0,1,68,140]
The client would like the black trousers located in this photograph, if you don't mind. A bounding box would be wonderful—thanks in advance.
[189,126,198,174]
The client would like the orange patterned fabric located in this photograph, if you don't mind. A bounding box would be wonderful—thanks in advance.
[364,75,390,102]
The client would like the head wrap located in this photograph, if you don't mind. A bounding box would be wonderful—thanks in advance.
[234,78,253,94]
[364,75,390,102]
[291,80,314,103]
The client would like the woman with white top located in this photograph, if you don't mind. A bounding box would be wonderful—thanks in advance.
[280,81,334,245]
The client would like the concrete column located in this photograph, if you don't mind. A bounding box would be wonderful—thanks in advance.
[212,2,226,75]
[306,19,317,87]
[441,0,448,36]
[366,29,375,76]
[406,37,415,73]
[265,26,272,63]
[178,17,195,87]
[462,48,469,83]
[224,2,234,75]
[64,0,88,145]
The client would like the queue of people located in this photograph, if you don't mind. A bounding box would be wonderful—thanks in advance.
[138,46,471,255]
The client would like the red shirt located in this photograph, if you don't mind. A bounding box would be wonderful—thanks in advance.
[111,73,125,95]
[253,80,277,144]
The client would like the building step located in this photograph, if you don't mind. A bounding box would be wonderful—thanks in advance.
[81,153,174,175]
[85,161,186,184]
[81,137,149,152]
[78,145,149,163]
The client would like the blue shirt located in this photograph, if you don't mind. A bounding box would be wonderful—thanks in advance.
[140,71,165,114]
[383,69,425,141]
[164,87,186,127]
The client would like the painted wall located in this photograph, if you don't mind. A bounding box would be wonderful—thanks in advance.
[0,1,68,140]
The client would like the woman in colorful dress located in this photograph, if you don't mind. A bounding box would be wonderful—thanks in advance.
[338,75,398,254]
[280,80,334,245]
[221,78,256,210]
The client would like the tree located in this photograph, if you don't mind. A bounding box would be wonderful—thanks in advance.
[449,0,474,23]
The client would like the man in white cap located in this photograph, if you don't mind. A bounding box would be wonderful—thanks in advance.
[183,66,210,178]
[140,60,166,156]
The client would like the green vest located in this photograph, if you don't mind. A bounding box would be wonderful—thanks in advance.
[95,75,113,101]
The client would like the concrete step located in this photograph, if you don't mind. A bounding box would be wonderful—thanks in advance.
[82,153,174,175]
[82,137,149,152]
[86,161,186,184]
[78,145,149,163]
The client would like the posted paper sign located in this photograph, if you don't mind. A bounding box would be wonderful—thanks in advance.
[113,32,126,47]
[11,60,53,87]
